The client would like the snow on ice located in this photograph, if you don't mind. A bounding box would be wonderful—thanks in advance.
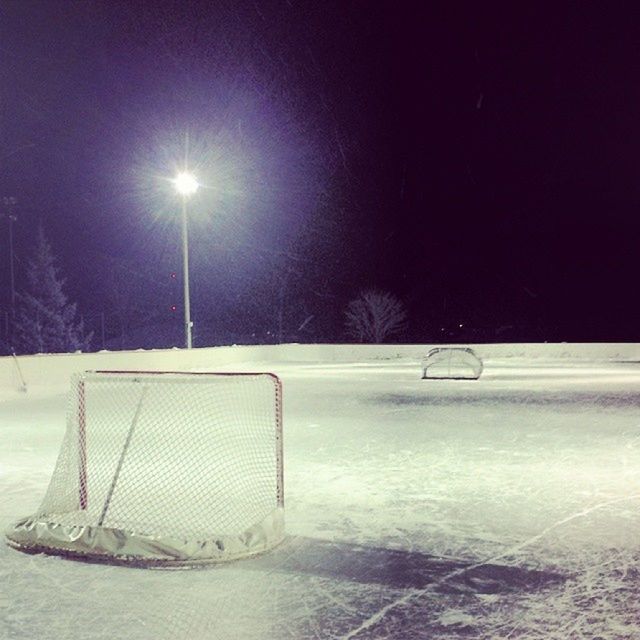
[1,353,639,639]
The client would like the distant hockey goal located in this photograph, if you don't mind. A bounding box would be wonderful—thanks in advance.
[5,371,284,566]
[421,347,483,380]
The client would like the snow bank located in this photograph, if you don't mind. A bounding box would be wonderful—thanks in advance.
[277,342,640,362]
[0,345,279,392]
[1,342,639,391]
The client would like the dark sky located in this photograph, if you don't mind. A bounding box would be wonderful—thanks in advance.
[2,1,640,344]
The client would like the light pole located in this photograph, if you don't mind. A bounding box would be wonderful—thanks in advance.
[173,172,198,349]
[1,197,17,327]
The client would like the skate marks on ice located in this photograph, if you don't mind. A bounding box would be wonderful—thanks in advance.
[106,537,565,640]
[0,535,563,640]
[145,537,565,640]
[332,493,640,640]
[245,535,564,594]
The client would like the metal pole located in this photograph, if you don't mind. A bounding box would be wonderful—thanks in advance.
[8,214,15,316]
[181,196,192,349]
[1,197,17,328]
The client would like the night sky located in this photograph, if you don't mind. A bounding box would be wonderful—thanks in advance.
[2,1,640,346]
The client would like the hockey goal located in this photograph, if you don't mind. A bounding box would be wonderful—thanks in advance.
[5,370,284,566]
[421,347,483,380]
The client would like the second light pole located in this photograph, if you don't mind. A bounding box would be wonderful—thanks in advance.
[173,172,199,349]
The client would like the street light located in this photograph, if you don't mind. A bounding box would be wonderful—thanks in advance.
[173,172,198,348]
[1,197,17,330]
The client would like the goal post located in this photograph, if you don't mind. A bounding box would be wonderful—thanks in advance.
[5,370,284,566]
[421,347,483,380]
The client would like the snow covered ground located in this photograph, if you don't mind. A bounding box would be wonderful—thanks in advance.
[1,356,639,639]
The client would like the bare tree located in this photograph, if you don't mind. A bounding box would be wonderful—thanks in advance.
[344,289,408,343]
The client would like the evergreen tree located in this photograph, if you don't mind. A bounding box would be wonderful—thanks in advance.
[15,226,92,354]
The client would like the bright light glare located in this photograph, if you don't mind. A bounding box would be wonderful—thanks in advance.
[173,172,199,196]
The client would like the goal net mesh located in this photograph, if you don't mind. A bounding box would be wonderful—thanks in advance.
[6,371,284,565]
[422,347,483,380]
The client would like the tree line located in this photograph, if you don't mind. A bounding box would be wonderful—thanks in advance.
[1,227,408,356]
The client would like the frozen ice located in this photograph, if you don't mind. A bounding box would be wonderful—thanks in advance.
[1,356,639,638]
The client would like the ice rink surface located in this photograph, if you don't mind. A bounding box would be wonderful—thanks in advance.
[1,357,639,639]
